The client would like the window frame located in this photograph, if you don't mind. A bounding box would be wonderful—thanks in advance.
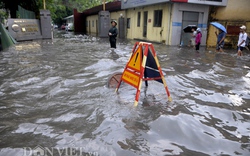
[127,18,131,29]
[153,10,163,27]
[137,12,141,27]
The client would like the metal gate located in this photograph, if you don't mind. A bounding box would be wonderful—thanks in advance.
[181,11,199,46]
[118,17,125,39]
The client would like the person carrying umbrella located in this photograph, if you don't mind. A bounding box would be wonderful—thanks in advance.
[237,25,247,56]
[210,22,227,52]
[215,29,226,52]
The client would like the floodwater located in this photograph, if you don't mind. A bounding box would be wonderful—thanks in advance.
[0,31,249,156]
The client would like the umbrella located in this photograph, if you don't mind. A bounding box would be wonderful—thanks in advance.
[210,22,227,33]
[183,25,197,33]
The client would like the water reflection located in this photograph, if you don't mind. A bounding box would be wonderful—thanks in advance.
[0,31,249,156]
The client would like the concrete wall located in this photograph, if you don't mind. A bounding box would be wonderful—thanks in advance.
[211,0,249,21]
[126,3,171,43]
[207,0,250,47]
[111,10,126,22]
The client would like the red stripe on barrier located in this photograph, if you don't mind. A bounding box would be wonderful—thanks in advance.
[116,42,172,106]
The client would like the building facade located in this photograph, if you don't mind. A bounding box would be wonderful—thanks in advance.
[207,0,250,48]
[122,0,228,46]
[86,10,125,36]
[77,1,125,37]
[78,0,250,48]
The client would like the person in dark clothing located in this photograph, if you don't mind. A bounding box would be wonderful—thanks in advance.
[108,20,118,49]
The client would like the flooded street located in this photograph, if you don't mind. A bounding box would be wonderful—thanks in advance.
[0,31,250,156]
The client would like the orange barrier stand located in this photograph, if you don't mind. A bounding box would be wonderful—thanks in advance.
[115,42,172,106]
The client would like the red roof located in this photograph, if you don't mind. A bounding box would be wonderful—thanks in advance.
[83,1,121,15]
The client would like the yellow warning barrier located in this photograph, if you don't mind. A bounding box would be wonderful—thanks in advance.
[115,42,172,106]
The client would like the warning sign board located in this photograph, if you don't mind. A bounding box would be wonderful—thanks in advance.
[116,42,172,107]
[121,70,140,88]
[127,46,142,72]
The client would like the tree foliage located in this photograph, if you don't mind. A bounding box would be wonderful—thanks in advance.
[1,0,41,18]
[69,0,113,12]
[0,2,8,20]
[46,0,71,25]
[0,0,114,25]
[47,0,114,25]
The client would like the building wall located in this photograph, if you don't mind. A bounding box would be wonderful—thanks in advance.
[73,9,85,33]
[207,0,250,47]
[124,2,210,45]
[126,3,171,43]
[171,3,209,46]
[111,11,126,24]
[211,0,249,21]
[86,15,98,35]
[86,10,125,36]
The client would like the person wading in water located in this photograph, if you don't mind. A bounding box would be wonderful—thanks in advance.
[195,28,202,52]
[237,25,247,56]
[108,20,118,49]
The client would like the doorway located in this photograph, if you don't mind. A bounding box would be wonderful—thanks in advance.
[118,17,125,39]
[143,11,148,37]
[96,20,98,36]
[88,21,91,35]
[181,11,199,46]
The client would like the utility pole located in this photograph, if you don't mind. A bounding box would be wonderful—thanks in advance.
[103,0,106,11]
[43,0,46,9]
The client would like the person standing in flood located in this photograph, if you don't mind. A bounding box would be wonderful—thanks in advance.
[237,25,247,56]
[215,29,226,52]
[189,28,197,48]
[195,28,202,52]
[108,20,118,49]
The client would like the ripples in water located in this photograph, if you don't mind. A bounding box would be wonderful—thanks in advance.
[0,32,249,156]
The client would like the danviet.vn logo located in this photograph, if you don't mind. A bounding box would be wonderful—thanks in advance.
[23,145,98,156]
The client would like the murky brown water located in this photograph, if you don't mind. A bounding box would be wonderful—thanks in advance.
[0,31,250,156]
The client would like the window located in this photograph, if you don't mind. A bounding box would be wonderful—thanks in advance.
[137,12,141,27]
[127,18,131,29]
[154,10,162,27]
[92,20,94,27]
[86,21,88,27]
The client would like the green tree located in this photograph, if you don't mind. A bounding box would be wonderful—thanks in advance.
[47,0,113,25]
[69,0,114,12]
[0,2,8,22]
[45,0,72,25]
[0,0,42,18]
